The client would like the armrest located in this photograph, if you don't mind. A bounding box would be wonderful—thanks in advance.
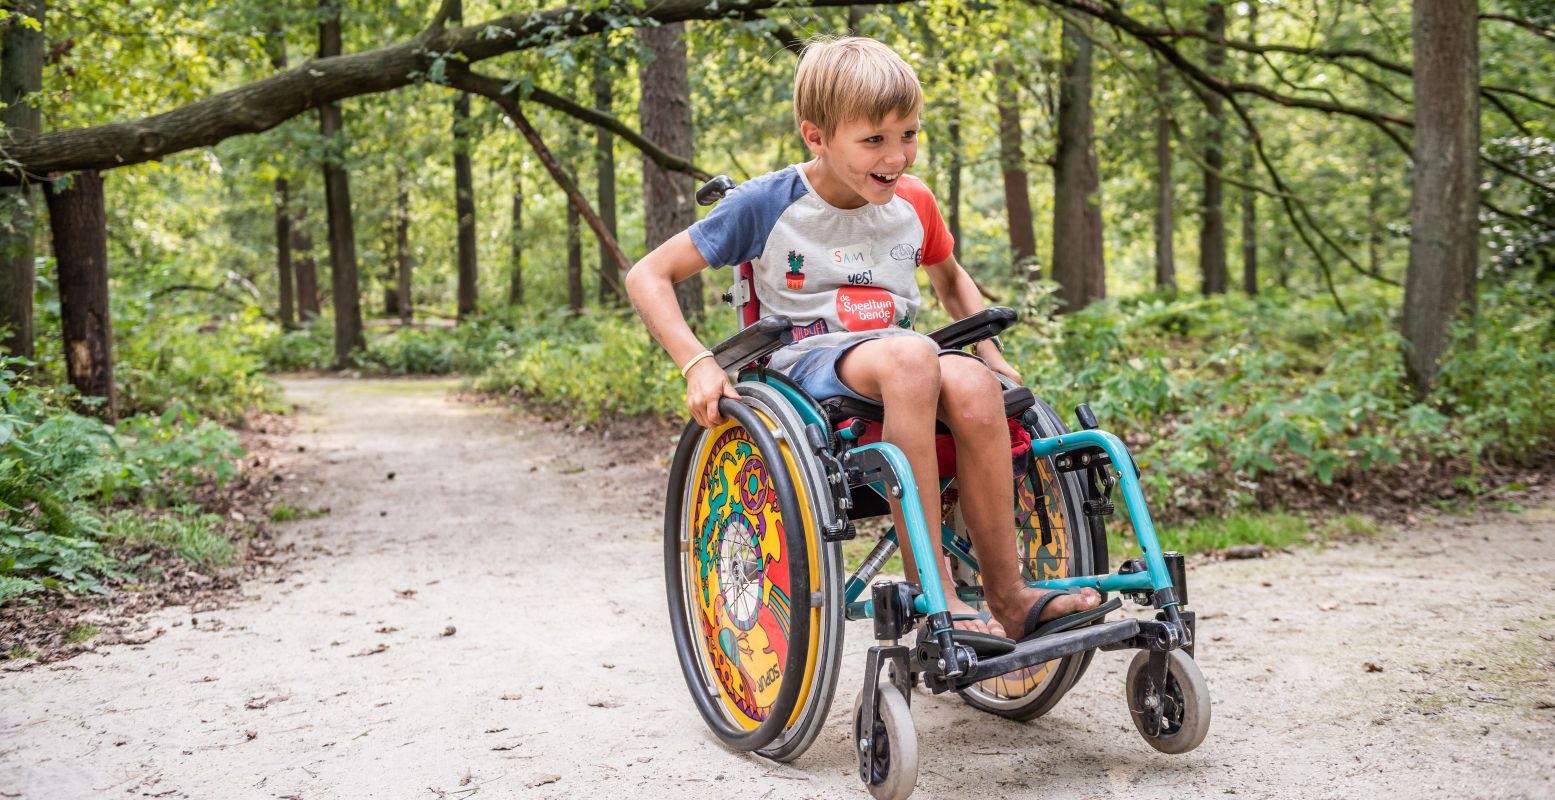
[712,315,792,370]
[927,307,1019,350]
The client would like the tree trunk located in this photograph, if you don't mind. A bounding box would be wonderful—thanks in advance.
[1052,18,1105,311]
[947,104,962,261]
[594,57,620,306]
[319,2,363,366]
[382,251,398,317]
[567,171,583,315]
[396,177,412,325]
[1154,59,1176,293]
[292,226,320,320]
[43,170,113,419]
[0,0,43,361]
[638,23,701,319]
[509,173,523,305]
[1404,0,1479,395]
[848,5,869,32]
[1240,1,1258,296]
[274,178,296,327]
[267,26,295,329]
[996,61,1036,277]
[1199,2,1228,296]
[450,0,477,321]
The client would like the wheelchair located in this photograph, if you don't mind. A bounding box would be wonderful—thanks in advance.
[663,177,1210,800]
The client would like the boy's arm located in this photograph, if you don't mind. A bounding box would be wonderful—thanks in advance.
[625,230,741,428]
[923,256,1022,384]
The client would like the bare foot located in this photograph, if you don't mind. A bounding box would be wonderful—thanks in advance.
[989,587,1102,640]
[945,596,1005,638]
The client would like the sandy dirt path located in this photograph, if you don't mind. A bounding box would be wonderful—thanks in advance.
[3,376,1553,800]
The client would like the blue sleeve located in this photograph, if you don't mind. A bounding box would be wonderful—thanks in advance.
[687,168,806,268]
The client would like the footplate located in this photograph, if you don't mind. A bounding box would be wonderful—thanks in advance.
[953,619,1140,687]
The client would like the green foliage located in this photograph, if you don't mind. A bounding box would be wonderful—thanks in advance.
[114,307,284,423]
[105,508,235,569]
[257,322,335,372]
[997,284,1553,519]
[469,308,724,421]
[0,359,245,604]
[1433,283,1555,464]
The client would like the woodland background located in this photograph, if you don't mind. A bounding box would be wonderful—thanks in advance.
[0,0,1551,621]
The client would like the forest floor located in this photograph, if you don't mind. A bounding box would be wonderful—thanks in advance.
[2,376,1552,800]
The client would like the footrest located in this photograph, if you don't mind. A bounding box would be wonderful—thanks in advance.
[956,619,1140,686]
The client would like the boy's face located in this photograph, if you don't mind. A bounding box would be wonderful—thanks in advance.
[801,109,920,208]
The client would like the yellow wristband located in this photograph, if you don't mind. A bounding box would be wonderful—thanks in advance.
[679,350,716,377]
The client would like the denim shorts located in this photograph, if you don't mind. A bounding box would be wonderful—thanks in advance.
[781,340,986,403]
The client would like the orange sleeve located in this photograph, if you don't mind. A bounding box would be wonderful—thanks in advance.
[895,174,955,267]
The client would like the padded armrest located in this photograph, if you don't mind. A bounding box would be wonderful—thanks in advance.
[712,315,793,370]
[928,307,1019,350]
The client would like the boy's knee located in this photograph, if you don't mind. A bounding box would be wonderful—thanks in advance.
[861,337,940,401]
[878,338,940,383]
[939,358,1004,427]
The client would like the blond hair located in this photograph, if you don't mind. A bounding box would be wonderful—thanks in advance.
[793,36,922,139]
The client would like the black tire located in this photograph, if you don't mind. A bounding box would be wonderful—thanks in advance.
[738,382,846,764]
[955,397,1105,721]
[853,682,918,800]
[663,397,811,752]
[1126,649,1212,755]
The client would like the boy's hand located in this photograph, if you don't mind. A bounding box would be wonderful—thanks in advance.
[687,359,741,428]
[978,343,1023,385]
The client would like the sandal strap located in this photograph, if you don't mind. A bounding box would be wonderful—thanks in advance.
[1027,597,1123,641]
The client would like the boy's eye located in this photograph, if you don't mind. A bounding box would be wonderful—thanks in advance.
[863,135,883,144]
[903,131,917,141]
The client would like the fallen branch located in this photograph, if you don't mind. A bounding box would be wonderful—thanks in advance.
[0,0,910,182]
[450,66,633,289]
[522,85,712,181]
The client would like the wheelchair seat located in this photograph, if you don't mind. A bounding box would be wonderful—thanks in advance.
[818,385,1038,430]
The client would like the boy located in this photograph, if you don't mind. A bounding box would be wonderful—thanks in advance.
[626,36,1099,641]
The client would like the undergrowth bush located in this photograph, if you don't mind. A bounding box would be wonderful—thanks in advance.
[0,359,243,604]
[115,306,282,423]
[246,282,1550,527]
[469,308,714,419]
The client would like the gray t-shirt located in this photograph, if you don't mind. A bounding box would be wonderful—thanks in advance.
[688,164,955,370]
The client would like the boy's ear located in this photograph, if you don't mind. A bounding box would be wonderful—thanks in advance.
[798,119,827,156]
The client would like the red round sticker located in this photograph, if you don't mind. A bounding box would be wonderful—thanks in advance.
[835,287,897,331]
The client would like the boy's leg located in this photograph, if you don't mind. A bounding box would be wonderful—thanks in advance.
[936,355,1100,638]
[834,337,995,635]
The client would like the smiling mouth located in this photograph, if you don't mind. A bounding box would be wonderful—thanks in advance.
[869,172,901,186]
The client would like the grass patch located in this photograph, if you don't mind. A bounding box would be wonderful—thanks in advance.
[268,503,327,522]
[842,534,902,577]
[5,645,31,660]
[1112,509,1315,557]
[65,623,97,644]
[105,509,236,570]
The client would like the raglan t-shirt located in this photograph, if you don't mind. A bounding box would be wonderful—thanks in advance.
[687,164,955,371]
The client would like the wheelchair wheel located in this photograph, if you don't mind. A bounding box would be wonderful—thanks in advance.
[1125,649,1211,754]
[853,681,918,800]
[663,384,844,759]
[953,397,1103,721]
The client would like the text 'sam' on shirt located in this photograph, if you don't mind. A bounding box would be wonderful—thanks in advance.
[687,164,955,370]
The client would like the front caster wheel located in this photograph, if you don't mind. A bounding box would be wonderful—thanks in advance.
[852,682,918,800]
[1125,649,1211,754]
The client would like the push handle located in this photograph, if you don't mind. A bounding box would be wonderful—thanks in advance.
[695,175,736,206]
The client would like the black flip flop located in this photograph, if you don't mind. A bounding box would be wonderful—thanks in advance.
[1018,591,1122,642]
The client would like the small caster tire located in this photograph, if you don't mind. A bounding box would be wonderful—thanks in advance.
[852,681,918,800]
[1125,649,1211,755]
